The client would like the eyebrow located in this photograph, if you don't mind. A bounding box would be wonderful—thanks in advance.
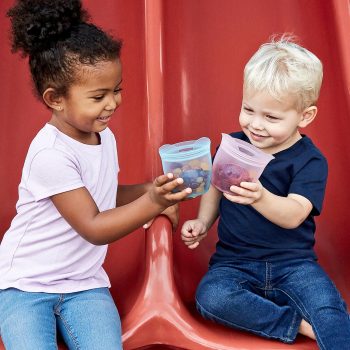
[243,102,280,113]
[87,79,123,93]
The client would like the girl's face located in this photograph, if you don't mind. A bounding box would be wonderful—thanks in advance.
[54,59,122,144]
[239,90,304,154]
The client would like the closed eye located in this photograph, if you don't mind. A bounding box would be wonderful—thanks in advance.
[243,106,254,113]
[92,95,104,101]
[266,114,279,121]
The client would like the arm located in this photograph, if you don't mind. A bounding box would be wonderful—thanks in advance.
[116,183,152,207]
[117,183,179,229]
[225,182,312,229]
[197,184,222,229]
[51,174,191,245]
[181,184,222,248]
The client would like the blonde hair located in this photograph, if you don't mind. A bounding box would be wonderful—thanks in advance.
[243,34,323,112]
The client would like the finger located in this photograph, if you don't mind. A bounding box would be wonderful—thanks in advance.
[223,192,254,204]
[188,241,200,249]
[181,230,193,239]
[191,226,201,237]
[239,181,260,191]
[229,185,256,198]
[143,218,154,229]
[154,173,174,187]
[160,177,187,193]
[184,232,205,245]
[165,187,192,201]
[183,237,196,244]
[181,231,195,240]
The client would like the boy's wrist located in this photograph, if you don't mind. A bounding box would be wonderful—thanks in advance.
[197,216,210,231]
[253,185,267,206]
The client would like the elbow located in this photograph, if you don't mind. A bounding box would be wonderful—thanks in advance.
[280,217,305,229]
[280,222,298,230]
[86,237,108,246]
[80,232,108,246]
[76,226,110,246]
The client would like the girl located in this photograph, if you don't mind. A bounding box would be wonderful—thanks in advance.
[0,1,191,349]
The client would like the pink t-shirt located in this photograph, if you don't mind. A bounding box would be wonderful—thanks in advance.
[0,124,119,293]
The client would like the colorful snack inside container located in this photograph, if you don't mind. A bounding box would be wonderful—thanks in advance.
[159,137,212,198]
[212,133,274,194]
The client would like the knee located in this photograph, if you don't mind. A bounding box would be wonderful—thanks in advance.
[195,278,230,317]
[308,294,348,320]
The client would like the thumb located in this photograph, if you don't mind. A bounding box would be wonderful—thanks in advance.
[192,222,203,237]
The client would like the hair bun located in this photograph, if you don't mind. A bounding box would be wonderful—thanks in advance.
[7,0,90,56]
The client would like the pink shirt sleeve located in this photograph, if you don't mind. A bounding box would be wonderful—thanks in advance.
[26,148,84,201]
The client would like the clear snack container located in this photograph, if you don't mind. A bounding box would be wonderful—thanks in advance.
[212,133,274,193]
[159,137,212,198]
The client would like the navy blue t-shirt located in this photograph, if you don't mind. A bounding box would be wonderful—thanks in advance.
[210,131,328,264]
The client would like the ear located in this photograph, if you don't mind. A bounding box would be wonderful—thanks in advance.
[298,106,317,128]
[42,88,63,112]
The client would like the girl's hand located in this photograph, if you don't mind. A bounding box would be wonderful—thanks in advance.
[143,203,179,230]
[223,181,264,205]
[181,219,208,249]
[148,173,192,209]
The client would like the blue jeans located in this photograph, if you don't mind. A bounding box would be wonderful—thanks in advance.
[196,258,350,349]
[0,287,122,350]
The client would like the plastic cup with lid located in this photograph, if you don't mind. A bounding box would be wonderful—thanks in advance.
[211,133,274,193]
[159,137,212,198]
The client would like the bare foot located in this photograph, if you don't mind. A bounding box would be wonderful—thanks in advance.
[299,319,316,340]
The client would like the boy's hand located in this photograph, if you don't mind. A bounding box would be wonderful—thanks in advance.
[181,219,208,249]
[224,181,264,205]
[148,173,192,209]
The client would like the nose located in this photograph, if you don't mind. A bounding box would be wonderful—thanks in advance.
[105,93,122,111]
[250,116,263,130]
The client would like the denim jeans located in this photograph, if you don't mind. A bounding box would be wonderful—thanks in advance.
[0,287,122,350]
[196,258,350,349]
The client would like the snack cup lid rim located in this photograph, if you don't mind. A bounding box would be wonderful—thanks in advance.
[220,133,274,165]
[159,137,211,160]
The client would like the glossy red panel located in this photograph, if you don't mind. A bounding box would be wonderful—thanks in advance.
[0,0,349,349]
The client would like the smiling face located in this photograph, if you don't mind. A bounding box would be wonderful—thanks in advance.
[239,90,309,154]
[48,59,122,144]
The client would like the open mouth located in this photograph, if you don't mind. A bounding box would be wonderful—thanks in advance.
[249,131,268,141]
[97,116,111,122]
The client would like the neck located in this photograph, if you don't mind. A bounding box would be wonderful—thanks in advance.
[48,114,100,145]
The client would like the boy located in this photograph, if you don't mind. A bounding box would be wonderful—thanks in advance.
[181,36,350,349]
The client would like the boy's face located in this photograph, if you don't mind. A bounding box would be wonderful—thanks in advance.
[239,90,305,154]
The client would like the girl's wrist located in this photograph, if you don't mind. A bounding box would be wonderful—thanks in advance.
[146,189,168,212]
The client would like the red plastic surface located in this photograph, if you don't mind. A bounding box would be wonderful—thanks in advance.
[121,216,317,350]
[0,0,349,349]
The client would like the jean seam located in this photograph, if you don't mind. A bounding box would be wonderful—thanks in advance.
[286,309,299,341]
[54,294,64,315]
[274,288,323,345]
[195,297,294,343]
[274,288,311,319]
[264,262,268,297]
[56,312,80,350]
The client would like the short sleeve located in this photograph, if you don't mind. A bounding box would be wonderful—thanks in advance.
[26,148,84,201]
[289,156,328,216]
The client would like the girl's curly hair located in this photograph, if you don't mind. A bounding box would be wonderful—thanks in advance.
[7,0,122,99]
